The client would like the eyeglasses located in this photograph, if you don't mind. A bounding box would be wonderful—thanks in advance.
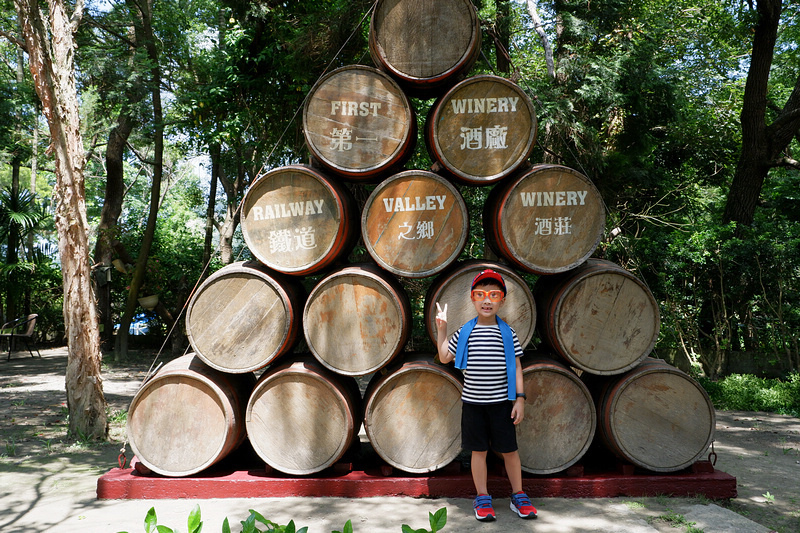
[471,290,504,302]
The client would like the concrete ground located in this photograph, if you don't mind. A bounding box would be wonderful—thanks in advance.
[1,348,791,533]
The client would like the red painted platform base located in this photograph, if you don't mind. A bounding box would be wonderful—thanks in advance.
[97,460,737,500]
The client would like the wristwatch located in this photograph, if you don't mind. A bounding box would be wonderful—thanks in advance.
[516,393,527,400]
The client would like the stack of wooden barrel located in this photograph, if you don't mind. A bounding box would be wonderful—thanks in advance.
[126,0,715,479]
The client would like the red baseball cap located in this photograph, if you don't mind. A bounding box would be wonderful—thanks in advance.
[471,269,506,294]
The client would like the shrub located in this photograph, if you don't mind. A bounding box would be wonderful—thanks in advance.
[698,372,800,417]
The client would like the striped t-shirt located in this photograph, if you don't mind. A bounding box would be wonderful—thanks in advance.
[448,323,523,404]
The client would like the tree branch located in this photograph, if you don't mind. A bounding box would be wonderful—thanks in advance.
[772,156,800,170]
[70,0,85,31]
[526,0,555,79]
[0,28,27,50]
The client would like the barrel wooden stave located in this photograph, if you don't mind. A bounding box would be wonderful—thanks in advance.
[363,353,463,473]
[369,0,481,97]
[424,260,536,349]
[484,164,606,274]
[126,354,255,477]
[185,261,304,373]
[426,75,537,184]
[303,65,416,180]
[303,264,411,375]
[517,354,596,474]
[246,356,361,475]
[595,358,716,472]
[361,170,468,278]
[241,165,358,275]
[535,259,660,375]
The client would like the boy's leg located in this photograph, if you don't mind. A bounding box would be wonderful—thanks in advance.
[501,450,523,494]
[502,450,537,519]
[470,451,496,521]
[471,450,489,495]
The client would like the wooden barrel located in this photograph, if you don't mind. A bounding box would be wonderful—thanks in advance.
[484,164,606,274]
[535,259,660,375]
[369,0,481,98]
[596,358,716,472]
[361,170,468,278]
[517,354,596,474]
[185,261,304,373]
[426,75,537,184]
[424,260,536,350]
[126,354,255,477]
[303,264,411,375]
[303,65,416,181]
[364,353,463,473]
[246,356,361,475]
[241,165,358,275]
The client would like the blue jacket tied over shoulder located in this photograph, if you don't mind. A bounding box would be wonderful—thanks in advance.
[453,315,517,401]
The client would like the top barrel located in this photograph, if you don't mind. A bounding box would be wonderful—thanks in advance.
[303,65,416,181]
[369,0,481,98]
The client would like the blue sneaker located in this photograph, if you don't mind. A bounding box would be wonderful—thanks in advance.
[510,491,537,518]
[473,494,496,521]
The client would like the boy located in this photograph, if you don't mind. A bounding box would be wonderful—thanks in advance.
[435,268,537,522]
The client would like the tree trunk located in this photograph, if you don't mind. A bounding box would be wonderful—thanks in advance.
[202,143,220,268]
[94,113,135,348]
[216,149,246,265]
[14,0,107,439]
[115,0,164,360]
[723,0,800,229]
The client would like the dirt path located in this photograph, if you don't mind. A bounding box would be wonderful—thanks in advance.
[1,348,799,532]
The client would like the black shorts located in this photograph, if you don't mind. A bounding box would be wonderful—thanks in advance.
[461,401,518,454]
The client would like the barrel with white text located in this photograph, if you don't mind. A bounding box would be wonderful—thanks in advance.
[426,74,537,184]
[484,164,606,274]
[361,170,469,278]
[303,65,416,181]
[241,165,359,276]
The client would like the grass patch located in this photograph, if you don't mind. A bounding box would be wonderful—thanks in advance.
[697,372,800,417]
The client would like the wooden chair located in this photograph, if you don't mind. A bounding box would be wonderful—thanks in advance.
[1,314,41,361]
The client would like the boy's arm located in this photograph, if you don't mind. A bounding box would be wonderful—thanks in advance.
[435,303,455,364]
[511,356,525,424]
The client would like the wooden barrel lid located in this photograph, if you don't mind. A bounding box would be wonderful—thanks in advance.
[246,357,361,475]
[303,264,411,375]
[426,75,537,184]
[598,358,716,472]
[485,164,606,274]
[518,354,596,474]
[361,170,468,278]
[369,0,481,97]
[241,165,358,275]
[364,353,463,473]
[303,65,416,180]
[424,260,536,350]
[127,355,253,477]
[185,261,303,373]
[535,259,661,375]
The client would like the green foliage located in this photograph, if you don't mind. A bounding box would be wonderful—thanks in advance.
[401,507,447,533]
[699,373,800,417]
[121,506,449,533]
